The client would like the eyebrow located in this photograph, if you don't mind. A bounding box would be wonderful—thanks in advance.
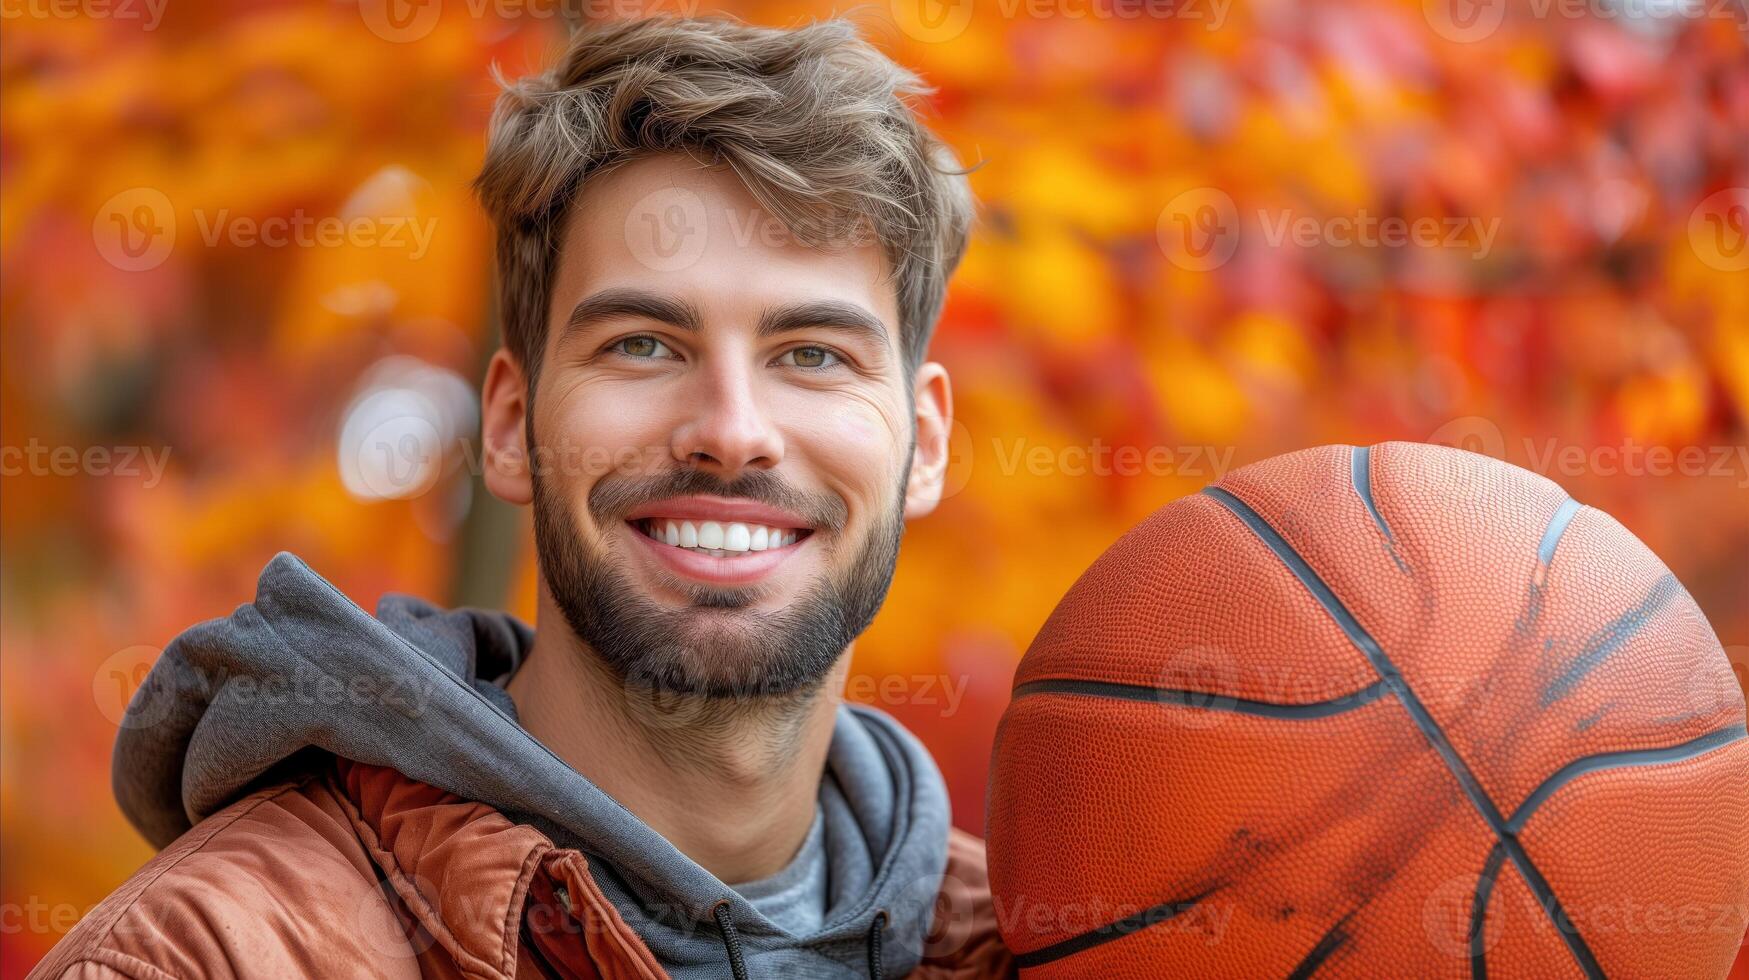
[564,288,891,348]
[565,288,703,335]
[756,300,890,346]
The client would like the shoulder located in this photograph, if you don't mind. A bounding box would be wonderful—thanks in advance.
[913,828,1017,979]
[30,778,422,980]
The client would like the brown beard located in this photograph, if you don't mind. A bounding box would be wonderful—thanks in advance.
[530,455,910,700]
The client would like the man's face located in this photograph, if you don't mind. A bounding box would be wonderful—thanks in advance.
[482,154,952,698]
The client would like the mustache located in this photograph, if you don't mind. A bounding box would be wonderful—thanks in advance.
[586,467,849,534]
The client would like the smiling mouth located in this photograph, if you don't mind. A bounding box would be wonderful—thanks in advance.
[631,518,814,558]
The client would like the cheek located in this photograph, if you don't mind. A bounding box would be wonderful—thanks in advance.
[783,393,907,499]
[538,381,678,488]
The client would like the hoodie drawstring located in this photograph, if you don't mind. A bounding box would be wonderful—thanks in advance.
[714,901,750,980]
[866,909,888,979]
[713,901,887,980]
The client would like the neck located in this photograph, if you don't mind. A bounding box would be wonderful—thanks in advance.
[508,592,846,884]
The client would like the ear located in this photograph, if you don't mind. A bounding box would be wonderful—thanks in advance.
[480,348,533,507]
[903,360,953,520]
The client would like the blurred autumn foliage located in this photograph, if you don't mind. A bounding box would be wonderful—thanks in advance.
[2,0,1747,973]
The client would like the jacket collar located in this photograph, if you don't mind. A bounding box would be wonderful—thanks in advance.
[332,759,665,979]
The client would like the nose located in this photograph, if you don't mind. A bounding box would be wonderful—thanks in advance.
[669,357,784,478]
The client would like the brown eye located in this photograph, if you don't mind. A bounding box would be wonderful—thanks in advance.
[615,336,672,359]
[783,346,840,369]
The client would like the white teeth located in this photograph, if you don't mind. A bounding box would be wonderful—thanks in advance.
[698,521,725,549]
[724,523,751,552]
[641,519,804,554]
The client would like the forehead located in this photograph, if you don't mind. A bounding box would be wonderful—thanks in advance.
[548,153,899,335]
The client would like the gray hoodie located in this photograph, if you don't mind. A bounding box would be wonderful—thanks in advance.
[113,552,952,979]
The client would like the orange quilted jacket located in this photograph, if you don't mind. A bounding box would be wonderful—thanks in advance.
[31,760,1015,980]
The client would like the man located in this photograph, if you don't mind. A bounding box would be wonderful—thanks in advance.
[34,16,1012,979]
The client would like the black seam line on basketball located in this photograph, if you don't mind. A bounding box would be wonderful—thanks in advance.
[1286,910,1355,980]
[1537,498,1583,567]
[1010,678,1391,719]
[1508,724,1747,833]
[1351,445,1411,575]
[1351,444,1395,542]
[1200,486,1608,980]
[1008,887,1220,969]
[1469,843,1509,980]
[1540,573,1681,707]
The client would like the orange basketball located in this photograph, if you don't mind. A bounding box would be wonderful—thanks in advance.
[986,442,1749,978]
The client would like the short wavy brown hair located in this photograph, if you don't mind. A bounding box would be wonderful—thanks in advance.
[473,15,976,383]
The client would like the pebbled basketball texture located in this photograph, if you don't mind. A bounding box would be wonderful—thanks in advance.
[986,442,1749,979]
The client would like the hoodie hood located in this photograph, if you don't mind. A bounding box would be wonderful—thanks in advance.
[114,552,952,979]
